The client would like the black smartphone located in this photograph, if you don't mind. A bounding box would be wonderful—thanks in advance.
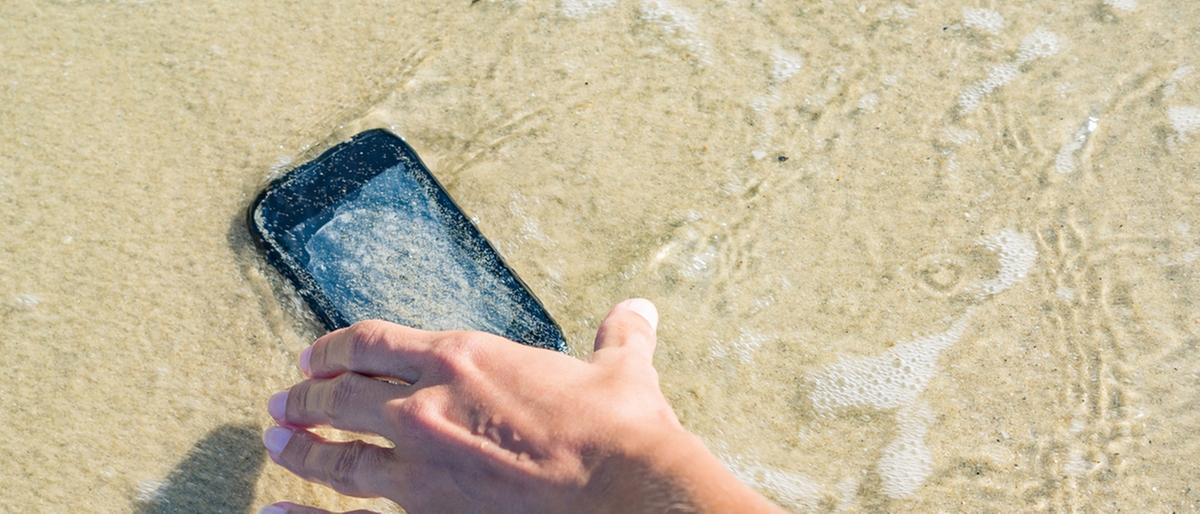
[247,129,567,352]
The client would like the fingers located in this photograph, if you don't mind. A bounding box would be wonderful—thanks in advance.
[270,372,415,438]
[304,320,440,382]
[259,502,378,514]
[591,298,659,364]
[264,426,401,499]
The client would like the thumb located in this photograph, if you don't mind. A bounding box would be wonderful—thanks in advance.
[591,298,659,363]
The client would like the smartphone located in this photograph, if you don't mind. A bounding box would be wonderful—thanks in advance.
[247,129,567,352]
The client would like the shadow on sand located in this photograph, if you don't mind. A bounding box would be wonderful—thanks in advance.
[133,423,265,514]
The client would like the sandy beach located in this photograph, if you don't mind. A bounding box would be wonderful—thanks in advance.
[2,0,1198,511]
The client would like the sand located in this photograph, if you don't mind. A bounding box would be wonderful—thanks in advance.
[2,0,1198,511]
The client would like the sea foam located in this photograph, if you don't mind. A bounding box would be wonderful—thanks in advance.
[720,452,823,510]
[974,229,1037,296]
[809,313,973,411]
[962,8,1004,36]
[1168,106,1200,141]
[559,0,617,18]
[958,29,1061,114]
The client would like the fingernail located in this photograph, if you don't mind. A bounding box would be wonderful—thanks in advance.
[267,391,288,420]
[258,505,287,514]
[298,346,312,376]
[263,426,292,454]
[622,298,658,331]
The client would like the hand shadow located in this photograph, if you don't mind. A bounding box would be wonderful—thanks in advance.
[133,423,266,514]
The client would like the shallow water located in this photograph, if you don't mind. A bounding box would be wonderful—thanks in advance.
[2,0,1198,511]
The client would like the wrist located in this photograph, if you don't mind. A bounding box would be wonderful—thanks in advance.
[580,423,784,514]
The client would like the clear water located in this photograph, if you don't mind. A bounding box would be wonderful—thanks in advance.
[1,0,1197,511]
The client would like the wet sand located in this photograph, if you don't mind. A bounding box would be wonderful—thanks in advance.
[2,0,1198,511]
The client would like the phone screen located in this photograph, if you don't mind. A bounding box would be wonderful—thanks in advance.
[249,130,567,352]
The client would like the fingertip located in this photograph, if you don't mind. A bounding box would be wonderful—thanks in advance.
[618,298,658,331]
[267,391,288,420]
[263,426,293,454]
[593,298,660,358]
[259,505,287,514]
[298,346,312,376]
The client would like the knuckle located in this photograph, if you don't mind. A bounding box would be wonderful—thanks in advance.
[395,392,442,432]
[327,440,370,495]
[289,435,320,476]
[323,374,358,421]
[349,318,389,336]
[288,382,314,420]
[428,332,482,376]
[344,320,389,362]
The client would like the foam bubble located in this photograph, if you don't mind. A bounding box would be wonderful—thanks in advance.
[1055,115,1098,174]
[720,453,823,510]
[1165,65,1194,97]
[878,4,917,21]
[506,193,552,251]
[710,330,769,363]
[770,50,805,82]
[958,62,1019,114]
[877,402,935,498]
[942,125,979,146]
[267,155,294,180]
[857,92,879,111]
[1166,64,1195,97]
[808,313,973,411]
[835,476,861,511]
[1016,28,1062,62]
[1103,0,1137,12]
[1168,106,1200,141]
[13,293,41,307]
[1056,285,1076,301]
[1054,140,1082,174]
[639,0,712,64]
[974,229,1037,296]
[962,8,1004,36]
[750,93,779,115]
[958,29,1061,114]
[559,0,617,18]
[1171,65,1195,82]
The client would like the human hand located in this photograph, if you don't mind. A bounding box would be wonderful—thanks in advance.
[261,299,784,514]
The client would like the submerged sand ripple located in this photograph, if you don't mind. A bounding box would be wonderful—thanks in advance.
[2,0,1198,511]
